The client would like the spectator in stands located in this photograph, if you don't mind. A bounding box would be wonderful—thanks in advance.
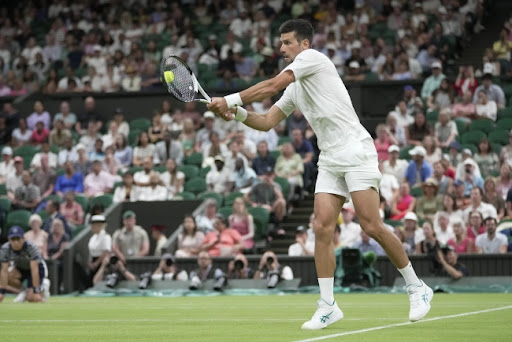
[55,161,83,196]
[235,129,258,162]
[356,230,386,256]
[406,112,432,147]
[189,251,226,290]
[92,252,136,286]
[452,90,476,121]
[435,211,455,245]
[79,121,101,153]
[88,138,105,162]
[383,145,408,183]
[206,155,234,196]
[46,218,70,263]
[288,110,308,137]
[500,130,512,167]
[233,157,258,194]
[474,138,499,177]
[229,197,255,251]
[201,214,242,257]
[421,61,445,99]
[27,100,51,131]
[101,122,119,150]
[291,128,314,192]
[259,46,279,78]
[496,163,512,200]
[234,51,257,82]
[454,66,477,98]
[475,217,508,254]
[175,214,205,258]
[427,79,455,112]
[288,225,314,256]
[448,219,474,254]
[159,158,184,198]
[483,178,505,221]
[58,137,79,166]
[11,170,40,211]
[113,171,139,203]
[404,146,433,188]
[252,140,276,177]
[0,146,14,184]
[377,53,395,81]
[423,135,442,166]
[150,225,167,258]
[6,156,23,197]
[254,250,294,287]
[435,193,464,229]
[83,160,114,197]
[403,86,423,115]
[475,90,497,121]
[460,158,484,197]
[151,253,188,281]
[132,131,155,167]
[87,215,112,286]
[472,73,505,109]
[153,130,183,166]
[147,112,165,144]
[344,61,365,81]
[32,154,56,199]
[431,161,452,196]
[178,118,197,157]
[112,109,129,139]
[112,210,149,262]
[121,65,141,92]
[339,204,362,248]
[76,96,103,134]
[415,178,443,222]
[30,122,50,145]
[436,245,468,279]
[434,108,458,149]
[244,167,286,227]
[24,214,48,258]
[59,190,84,228]
[182,102,202,131]
[391,181,416,220]
[113,134,132,168]
[137,172,168,201]
[379,160,399,206]
[224,140,249,173]
[195,199,219,233]
[43,198,70,234]
[53,101,76,130]
[31,142,57,170]
[11,117,31,147]
[454,148,480,181]
[374,124,392,161]
[275,142,304,198]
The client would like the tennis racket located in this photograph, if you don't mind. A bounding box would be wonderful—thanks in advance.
[160,55,211,104]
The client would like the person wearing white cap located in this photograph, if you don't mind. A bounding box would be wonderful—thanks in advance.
[420,58,446,99]
[85,45,107,75]
[195,111,222,153]
[345,60,365,81]
[383,145,409,183]
[208,19,433,329]
[0,146,14,184]
[87,215,112,284]
[455,149,482,182]
[404,145,433,188]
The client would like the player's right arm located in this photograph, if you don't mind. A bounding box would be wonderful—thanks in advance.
[0,262,8,302]
[242,105,287,132]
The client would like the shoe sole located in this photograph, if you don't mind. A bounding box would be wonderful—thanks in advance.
[301,310,344,330]
[409,286,434,322]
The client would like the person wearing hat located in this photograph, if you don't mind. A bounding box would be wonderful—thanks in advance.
[259,46,279,78]
[420,58,446,99]
[383,145,408,184]
[112,210,149,264]
[415,177,443,222]
[198,34,220,65]
[152,253,188,281]
[208,19,433,328]
[288,225,314,256]
[0,226,50,303]
[472,69,505,109]
[150,225,168,258]
[205,155,235,196]
[404,145,433,188]
[0,146,14,184]
[402,212,424,253]
[345,60,365,81]
[195,111,222,153]
[87,215,112,285]
[457,158,483,197]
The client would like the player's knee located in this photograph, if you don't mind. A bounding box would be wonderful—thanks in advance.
[360,220,386,239]
[313,221,333,242]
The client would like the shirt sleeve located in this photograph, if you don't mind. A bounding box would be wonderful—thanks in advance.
[27,242,41,260]
[274,87,296,117]
[283,50,324,81]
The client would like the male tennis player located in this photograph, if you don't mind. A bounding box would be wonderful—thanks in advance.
[208,19,433,330]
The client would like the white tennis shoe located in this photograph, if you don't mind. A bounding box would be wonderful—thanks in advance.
[301,299,344,330]
[407,280,433,321]
[13,290,27,303]
[42,278,51,302]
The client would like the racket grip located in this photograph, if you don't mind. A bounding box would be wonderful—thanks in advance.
[195,99,211,104]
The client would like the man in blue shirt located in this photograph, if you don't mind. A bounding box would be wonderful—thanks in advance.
[252,140,276,177]
[55,161,84,196]
[0,226,49,303]
[404,146,433,187]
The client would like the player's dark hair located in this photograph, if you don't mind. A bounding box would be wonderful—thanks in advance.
[279,19,314,46]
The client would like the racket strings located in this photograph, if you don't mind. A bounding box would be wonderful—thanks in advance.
[161,57,196,102]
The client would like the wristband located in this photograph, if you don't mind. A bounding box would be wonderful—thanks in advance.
[32,286,41,294]
[234,106,248,122]
[0,289,6,295]
[224,93,243,108]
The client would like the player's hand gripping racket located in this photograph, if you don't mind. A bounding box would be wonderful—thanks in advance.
[160,55,211,104]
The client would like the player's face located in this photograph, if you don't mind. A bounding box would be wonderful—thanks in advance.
[9,237,24,251]
[280,32,306,63]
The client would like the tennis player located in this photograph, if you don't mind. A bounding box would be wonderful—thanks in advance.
[208,19,433,330]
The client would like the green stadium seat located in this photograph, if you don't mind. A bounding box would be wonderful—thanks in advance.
[36,209,49,222]
[278,136,292,146]
[269,150,281,159]
[488,129,509,145]
[497,107,512,120]
[89,194,114,209]
[177,164,200,180]
[184,177,207,194]
[197,191,223,207]
[44,194,63,204]
[491,143,503,156]
[496,118,512,131]
[410,187,423,197]
[454,118,468,135]
[71,224,86,239]
[248,207,270,239]
[153,165,167,173]
[174,191,196,200]
[183,152,203,167]
[129,166,143,174]
[469,119,495,134]
[0,197,12,212]
[218,206,233,219]
[129,118,151,132]
[460,131,486,145]
[426,109,439,123]
[224,192,244,207]
[6,209,32,231]
[399,146,414,161]
[0,184,6,195]
[460,143,478,155]
[74,194,89,212]
[199,166,211,178]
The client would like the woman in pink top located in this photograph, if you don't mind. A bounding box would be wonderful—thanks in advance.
[391,182,416,220]
[175,215,205,257]
[448,219,474,253]
[229,197,255,250]
[373,124,392,161]
[24,214,48,258]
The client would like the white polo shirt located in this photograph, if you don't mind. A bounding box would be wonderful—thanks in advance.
[88,229,112,258]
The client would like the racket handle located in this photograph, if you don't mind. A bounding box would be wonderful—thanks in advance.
[195,99,211,104]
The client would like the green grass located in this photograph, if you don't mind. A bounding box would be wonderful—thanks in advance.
[1,293,511,341]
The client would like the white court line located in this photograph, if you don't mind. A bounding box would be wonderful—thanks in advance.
[292,305,512,342]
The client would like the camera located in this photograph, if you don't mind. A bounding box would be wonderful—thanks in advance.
[138,272,152,290]
[267,270,280,289]
[165,258,174,267]
[105,273,120,288]
[234,260,244,270]
[213,275,227,291]
[189,275,202,290]
[266,256,274,265]
[110,255,119,265]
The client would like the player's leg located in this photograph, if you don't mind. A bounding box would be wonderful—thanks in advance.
[350,188,433,321]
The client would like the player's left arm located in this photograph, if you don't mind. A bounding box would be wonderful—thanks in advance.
[30,260,41,292]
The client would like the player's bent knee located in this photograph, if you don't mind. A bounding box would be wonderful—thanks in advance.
[360,221,386,239]
[313,222,334,241]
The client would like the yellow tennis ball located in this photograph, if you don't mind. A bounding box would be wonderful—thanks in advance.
[164,70,175,83]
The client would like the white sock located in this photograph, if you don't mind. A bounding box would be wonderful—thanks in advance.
[318,277,334,304]
[397,262,421,286]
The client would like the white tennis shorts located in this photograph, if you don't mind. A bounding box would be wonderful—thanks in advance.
[315,138,381,202]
